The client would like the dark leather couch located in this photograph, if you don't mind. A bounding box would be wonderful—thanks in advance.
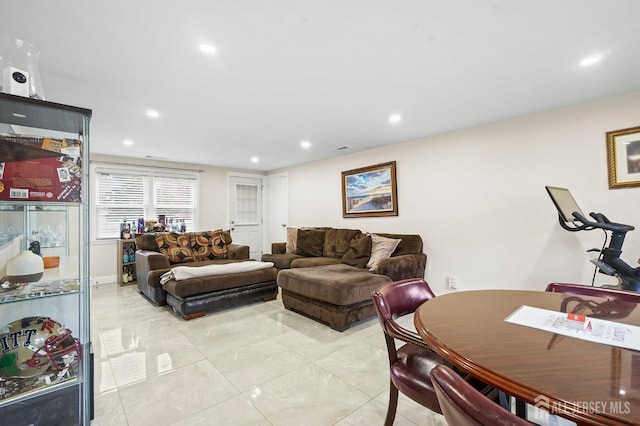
[135,230,277,319]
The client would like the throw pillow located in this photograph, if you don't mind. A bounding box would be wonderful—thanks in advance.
[341,235,372,268]
[223,229,233,244]
[295,229,326,257]
[323,228,362,259]
[366,233,401,271]
[190,229,228,261]
[155,232,195,264]
[285,227,298,253]
[135,233,160,251]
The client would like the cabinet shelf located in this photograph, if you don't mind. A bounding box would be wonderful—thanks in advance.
[0,374,79,408]
[118,239,137,286]
[0,279,79,304]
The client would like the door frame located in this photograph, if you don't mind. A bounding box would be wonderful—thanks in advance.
[263,171,289,253]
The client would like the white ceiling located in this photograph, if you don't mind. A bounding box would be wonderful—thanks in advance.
[1,1,639,172]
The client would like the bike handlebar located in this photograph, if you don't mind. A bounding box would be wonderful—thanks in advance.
[571,211,635,233]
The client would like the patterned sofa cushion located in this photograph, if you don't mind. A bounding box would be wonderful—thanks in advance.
[190,230,228,261]
[155,232,195,264]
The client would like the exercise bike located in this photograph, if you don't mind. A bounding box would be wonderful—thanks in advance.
[546,186,640,292]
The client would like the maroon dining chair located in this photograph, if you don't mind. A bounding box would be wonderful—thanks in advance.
[430,364,530,426]
[372,278,444,425]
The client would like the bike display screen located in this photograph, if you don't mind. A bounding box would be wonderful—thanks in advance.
[546,186,586,223]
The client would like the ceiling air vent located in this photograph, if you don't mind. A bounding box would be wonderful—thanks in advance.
[332,146,350,152]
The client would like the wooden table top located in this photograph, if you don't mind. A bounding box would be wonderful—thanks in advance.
[414,289,640,425]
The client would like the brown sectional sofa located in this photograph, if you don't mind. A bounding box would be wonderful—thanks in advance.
[262,228,426,331]
[135,230,277,319]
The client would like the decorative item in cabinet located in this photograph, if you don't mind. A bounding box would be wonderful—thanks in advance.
[0,93,92,424]
[0,135,83,202]
[118,239,137,286]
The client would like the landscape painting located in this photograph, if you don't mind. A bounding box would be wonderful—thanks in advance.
[342,161,398,217]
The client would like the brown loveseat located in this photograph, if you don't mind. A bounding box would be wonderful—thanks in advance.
[262,228,426,331]
[136,230,277,319]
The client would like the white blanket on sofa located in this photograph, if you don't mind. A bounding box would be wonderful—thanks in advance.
[160,261,274,285]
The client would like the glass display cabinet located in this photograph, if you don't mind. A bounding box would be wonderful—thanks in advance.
[0,93,92,424]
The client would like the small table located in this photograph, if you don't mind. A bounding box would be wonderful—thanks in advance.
[414,290,640,426]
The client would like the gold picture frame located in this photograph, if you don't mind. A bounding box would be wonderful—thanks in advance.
[341,161,398,217]
[607,126,640,189]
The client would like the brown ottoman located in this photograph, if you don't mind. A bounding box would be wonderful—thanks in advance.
[163,266,278,320]
[277,264,392,331]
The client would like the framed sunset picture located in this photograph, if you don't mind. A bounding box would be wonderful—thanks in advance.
[341,161,398,218]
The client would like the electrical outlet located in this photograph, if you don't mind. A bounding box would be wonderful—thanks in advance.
[447,276,458,290]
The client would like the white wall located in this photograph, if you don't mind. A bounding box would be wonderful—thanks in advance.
[286,92,640,294]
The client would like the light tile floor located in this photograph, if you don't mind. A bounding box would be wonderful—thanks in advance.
[90,283,447,426]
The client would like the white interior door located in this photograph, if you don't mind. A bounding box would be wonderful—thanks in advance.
[263,173,288,253]
[228,175,262,259]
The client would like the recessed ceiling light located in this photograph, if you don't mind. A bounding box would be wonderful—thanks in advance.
[250,156,259,163]
[300,140,311,149]
[146,109,160,119]
[388,113,402,124]
[579,54,603,67]
[123,139,134,146]
[199,43,217,55]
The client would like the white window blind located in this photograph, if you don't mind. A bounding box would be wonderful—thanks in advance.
[154,176,196,231]
[94,165,198,239]
[95,172,146,239]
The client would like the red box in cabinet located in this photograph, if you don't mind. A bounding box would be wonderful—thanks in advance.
[0,135,83,202]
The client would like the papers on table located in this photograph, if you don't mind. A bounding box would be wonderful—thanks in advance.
[505,305,640,351]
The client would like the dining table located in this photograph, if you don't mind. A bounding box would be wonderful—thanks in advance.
[414,289,640,425]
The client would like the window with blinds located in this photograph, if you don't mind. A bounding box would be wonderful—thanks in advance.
[94,166,198,239]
